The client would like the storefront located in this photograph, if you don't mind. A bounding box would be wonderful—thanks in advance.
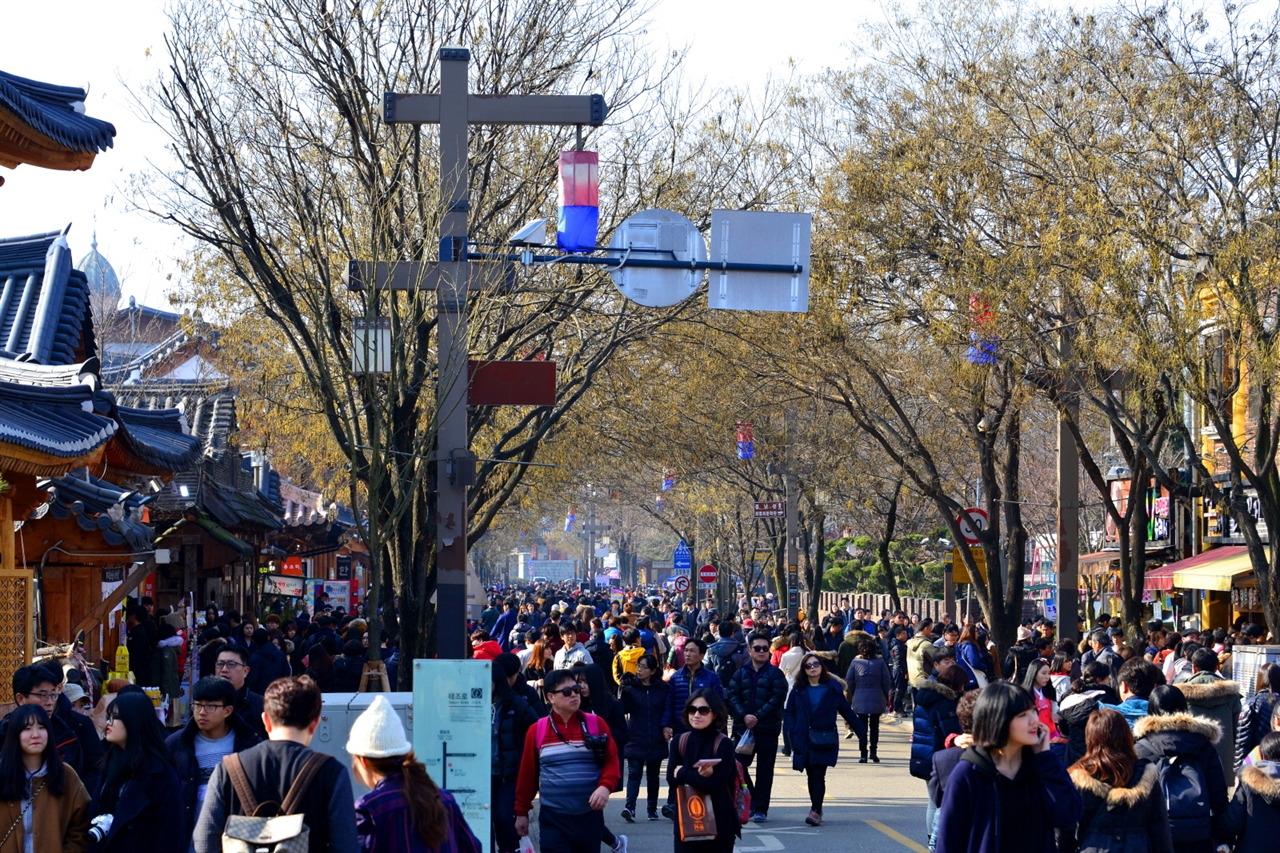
[1166,546,1259,630]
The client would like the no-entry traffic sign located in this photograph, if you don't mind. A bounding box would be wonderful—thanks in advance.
[699,565,717,584]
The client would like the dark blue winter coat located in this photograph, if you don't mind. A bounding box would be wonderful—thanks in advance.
[783,678,863,771]
[844,657,892,716]
[725,662,788,735]
[956,641,993,690]
[165,714,260,851]
[247,641,292,694]
[910,680,962,779]
[622,677,671,761]
[661,665,723,732]
[935,746,1082,853]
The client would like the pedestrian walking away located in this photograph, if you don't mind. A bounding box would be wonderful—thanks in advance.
[784,652,865,826]
[514,669,621,853]
[1062,708,1174,853]
[667,690,740,853]
[490,661,537,853]
[1220,732,1280,853]
[349,694,482,853]
[934,681,1082,853]
[844,638,892,763]
[0,704,90,853]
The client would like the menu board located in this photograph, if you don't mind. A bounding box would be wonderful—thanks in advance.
[413,660,491,852]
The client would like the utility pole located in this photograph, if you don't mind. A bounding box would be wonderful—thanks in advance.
[1057,311,1081,643]
[356,48,605,659]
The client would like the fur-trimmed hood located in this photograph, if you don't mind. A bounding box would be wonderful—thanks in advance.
[1060,689,1106,713]
[1133,712,1222,744]
[1174,676,1241,706]
[915,680,959,702]
[1238,762,1280,804]
[1069,762,1160,809]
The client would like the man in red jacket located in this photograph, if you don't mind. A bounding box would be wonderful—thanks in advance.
[515,669,621,853]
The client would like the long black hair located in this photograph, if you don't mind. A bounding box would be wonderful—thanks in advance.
[0,705,67,800]
[101,691,175,776]
[971,682,1037,751]
[1022,658,1056,704]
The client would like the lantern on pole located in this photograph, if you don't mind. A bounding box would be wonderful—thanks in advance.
[736,422,754,460]
[968,293,998,365]
[557,150,599,251]
[661,467,675,491]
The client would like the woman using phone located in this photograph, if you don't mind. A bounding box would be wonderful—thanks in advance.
[0,705,90,853]
[784,652,864,826]
[667,690,738,852]
[88,691,183,852]
[935,682,1082,853]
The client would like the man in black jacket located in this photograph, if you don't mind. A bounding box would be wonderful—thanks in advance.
[4,664,103,796]
[194,676,356,853]
[725,632,789,823]
[889,625,911,715]
[166,676,260,851]
[214,645,267,740]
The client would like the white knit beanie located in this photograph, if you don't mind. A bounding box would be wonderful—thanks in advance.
[346,695,412,758]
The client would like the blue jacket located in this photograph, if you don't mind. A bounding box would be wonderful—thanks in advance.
[844,657,892,716]
[492,610,518,651]
[910,680,962,779]
[1099,698,1149,730]
[784,679,863,771]
[956,642,993,689]
[662,665,723,731]
[935,746,1082,853]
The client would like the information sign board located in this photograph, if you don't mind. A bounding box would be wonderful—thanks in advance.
[413,660,492,853]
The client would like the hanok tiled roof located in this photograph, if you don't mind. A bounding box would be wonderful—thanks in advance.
[0,70,116,161]
[0,231,95,365]
[37,470,153,551]
[108,403,201,473]
[113,381,237,457]
[0,377,116,473]
[204,477,284,531]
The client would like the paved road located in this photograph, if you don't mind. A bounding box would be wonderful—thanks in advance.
[524,714,933,852]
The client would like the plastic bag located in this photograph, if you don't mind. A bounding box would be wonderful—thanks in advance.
[736,728,756,756]
[519,837,536,853]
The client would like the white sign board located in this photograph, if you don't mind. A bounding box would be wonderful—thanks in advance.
[1043,599,1057,620]
[607,209,706,307]
[707,210,811,313]
[413,660,492,853]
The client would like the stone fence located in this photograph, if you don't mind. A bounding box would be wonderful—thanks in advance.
[815,590,981,623]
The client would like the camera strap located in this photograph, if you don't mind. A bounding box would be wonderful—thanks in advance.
[0,778,46,850]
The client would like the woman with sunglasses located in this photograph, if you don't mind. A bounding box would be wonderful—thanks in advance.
[667,690,739,852]
[784,652,864,826]
[0,704,90,853]
[88,691,183,853]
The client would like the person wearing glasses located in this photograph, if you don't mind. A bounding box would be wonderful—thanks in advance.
[725,632,788,823]
[667,689,739,852]
[164,677,260,853]
[514,670,622,853]
[213,647,267,740]
[784,652,864,826]
[2,665,102,799]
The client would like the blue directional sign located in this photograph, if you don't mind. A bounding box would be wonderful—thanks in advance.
[673,540,692,572]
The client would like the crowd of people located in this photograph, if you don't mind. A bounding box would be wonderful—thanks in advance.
[477,583,1280,853]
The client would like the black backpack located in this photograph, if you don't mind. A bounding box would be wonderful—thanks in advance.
[706,641,740,684]
[1156,753,1212,842]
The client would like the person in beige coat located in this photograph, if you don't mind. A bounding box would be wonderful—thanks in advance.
[0,704,90,853]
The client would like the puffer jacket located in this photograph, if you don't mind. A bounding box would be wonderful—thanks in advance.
[1176,672,1243,786]
[1235,689,1279,769]
[725,662,788,734]
[906,634,935,687]
[492,691,538,781]
[622,677,671,761]
[1062,761,1173,853]
[836,630,876,678]
[1221,760,1280,853]
[1133,712,1230,846]
[661,664,723,732]
[845,657,892,716]
[910,680,961,779]
[1058,689,1107,767]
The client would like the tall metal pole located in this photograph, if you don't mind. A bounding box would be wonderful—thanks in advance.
[785,408,799,622]
[1057,317,1081,644]
[435,48,471,660]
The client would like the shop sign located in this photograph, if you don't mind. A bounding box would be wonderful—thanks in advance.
[282,556,304,576]
[1205,484,1267,543]
[262,573,307,598]
[336,555,352,580]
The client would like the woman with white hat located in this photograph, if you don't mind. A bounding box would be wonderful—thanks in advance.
[347,695,482,853]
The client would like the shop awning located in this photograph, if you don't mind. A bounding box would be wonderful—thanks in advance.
[1172,546,1258,592]
[1079,552,1118,566]
[1145,546,1247,591]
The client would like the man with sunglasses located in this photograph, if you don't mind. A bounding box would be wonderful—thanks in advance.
[726,632,788,823]
[166,676,260,852]
[515,669,622,853]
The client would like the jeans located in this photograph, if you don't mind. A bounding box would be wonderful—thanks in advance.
[806,764,827,812]
[737,729,779,815]
[540,807,604,853]
[626,758,663,812]
[855,713,880,756]
[491,777,518,853]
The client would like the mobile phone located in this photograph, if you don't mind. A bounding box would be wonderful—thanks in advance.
[695,758,722,767]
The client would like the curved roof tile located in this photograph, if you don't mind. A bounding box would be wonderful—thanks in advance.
[0,71,116,155]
